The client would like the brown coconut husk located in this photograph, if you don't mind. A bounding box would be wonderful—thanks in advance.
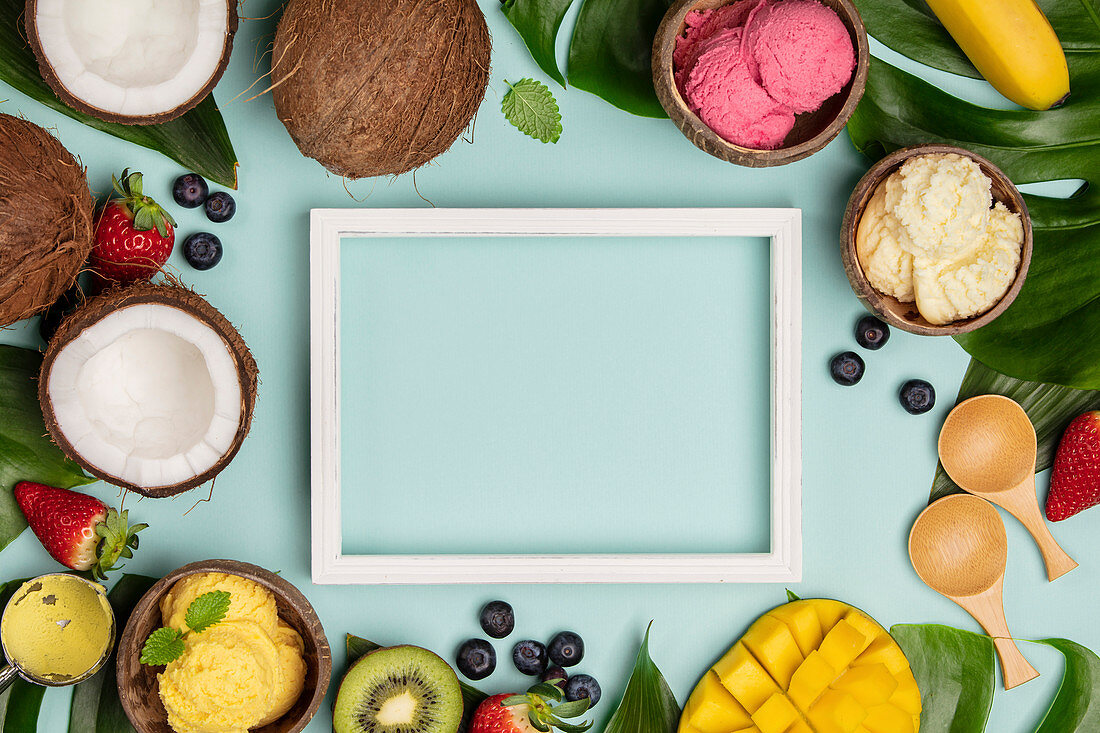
[0,114,93,327]
[271,0,492,178]
[39,281,259,498]
[25,0,239,125]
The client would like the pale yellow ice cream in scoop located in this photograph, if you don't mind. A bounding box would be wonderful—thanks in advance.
[1,574,113,682]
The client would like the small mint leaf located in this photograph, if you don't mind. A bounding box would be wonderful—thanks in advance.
[184,591,231,633]
[140,627,185,666]
[502,78,562,144]
[786,589,800,602]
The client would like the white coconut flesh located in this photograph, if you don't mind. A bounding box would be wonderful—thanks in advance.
[47,304,242,489]
[33,0,228,118]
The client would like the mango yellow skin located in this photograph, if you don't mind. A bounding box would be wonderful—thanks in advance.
[924,0,1069,110]
[679,599,921,733]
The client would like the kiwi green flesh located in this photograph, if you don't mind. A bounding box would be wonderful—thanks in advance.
[333,645,463,733]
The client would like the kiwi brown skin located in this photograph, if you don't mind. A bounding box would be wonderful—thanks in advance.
[271,0,491,179]
[333,645,462,733]
[0,113,94,328]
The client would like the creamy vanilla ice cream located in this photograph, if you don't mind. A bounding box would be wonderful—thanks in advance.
[856,153,1024,325]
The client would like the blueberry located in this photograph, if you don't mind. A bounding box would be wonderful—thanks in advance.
[512,640,548,676]
[172,173,209,208]
[204,191,236,223]
[564,674,601,708]
[456,639,496,681]
[830,351,864,386]
[479,600,514,639]
[547,631,584,668]
[854,315,890,350]
[182,232,223,270]
[541,666,568,685]
[899,379,936,414]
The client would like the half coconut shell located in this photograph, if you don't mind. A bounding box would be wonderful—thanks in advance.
[0,113,94,327]
[40,282,258,498]
[25,0,238,125]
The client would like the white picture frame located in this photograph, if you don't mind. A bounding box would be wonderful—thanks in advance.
[311,208,801,584]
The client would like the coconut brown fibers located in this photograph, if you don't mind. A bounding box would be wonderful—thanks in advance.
[0,114,93,327]
[272,0,491,178]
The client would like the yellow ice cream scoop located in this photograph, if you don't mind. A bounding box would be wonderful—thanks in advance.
[0,573,115,692]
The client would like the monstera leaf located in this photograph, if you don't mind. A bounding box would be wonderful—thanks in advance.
[849,0,1100,389]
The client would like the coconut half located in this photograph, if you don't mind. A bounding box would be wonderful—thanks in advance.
[25,0,238,124]
[40,284,257,498]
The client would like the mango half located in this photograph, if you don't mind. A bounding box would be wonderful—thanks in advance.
[680,599,920,733]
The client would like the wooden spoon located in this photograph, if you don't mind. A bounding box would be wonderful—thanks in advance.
[909,494,1039,689]
[938,394,1077,581]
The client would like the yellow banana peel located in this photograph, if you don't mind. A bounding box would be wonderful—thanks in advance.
[924,0,1070,110]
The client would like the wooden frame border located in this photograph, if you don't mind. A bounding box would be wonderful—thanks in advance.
[310,209,801,584]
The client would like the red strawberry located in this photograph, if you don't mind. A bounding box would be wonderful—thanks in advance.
[1046,411,1100,521]
[91,169,176,283]
[13,482,147,579]
[470,686,591,733]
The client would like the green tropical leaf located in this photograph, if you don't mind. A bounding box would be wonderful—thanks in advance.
[567,0,675,117]
[0,0,238,188]
[501,0,575,86]
[500,0,672,117]
[69,574,158,733]
[890,623,995,733]
[0,578,42,733]
[930,359,1100,502]
[848,0,1100,389]
[603,623,679,733]
[1033,638,1100,732]
[0,346,94,552]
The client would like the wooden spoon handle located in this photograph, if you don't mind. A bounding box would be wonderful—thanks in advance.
[999,479,1078,581]
[992,636,1040,690]
[953,578,1039,690]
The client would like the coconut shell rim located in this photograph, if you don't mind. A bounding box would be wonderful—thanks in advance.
[24,0,239,125]
[38,282,258,498]
[115,559,332,733]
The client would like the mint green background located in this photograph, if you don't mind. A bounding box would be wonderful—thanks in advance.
[0,1,1091,729]
[339,235,771,556]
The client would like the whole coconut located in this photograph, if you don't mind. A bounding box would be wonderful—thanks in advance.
[272,0,491,178]
[0,114,94,327]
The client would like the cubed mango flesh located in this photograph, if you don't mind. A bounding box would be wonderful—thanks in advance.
[751,693,800,733]
[742,616,804,688]
[681,600,921,733]
[682,671,754,733]
[768,602,824,658]
[788,651,837,710]
[833,664,898,707]
[818,620,870,672]
[713,642,782,713]
[810,689,867,733]
[853,635,910,675]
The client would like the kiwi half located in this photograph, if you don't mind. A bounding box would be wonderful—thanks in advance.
[333,645,463,733]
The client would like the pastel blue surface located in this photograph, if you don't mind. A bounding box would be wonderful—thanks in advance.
[0,1,1093,730]
[339,235,771,556]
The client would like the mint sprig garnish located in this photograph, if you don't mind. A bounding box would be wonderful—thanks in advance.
[140,591,231,666]
[184,590,230,632]
[502,78,562,144]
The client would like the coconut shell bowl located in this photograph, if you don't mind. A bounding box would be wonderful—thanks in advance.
[652,0,869,167]
[841,144,1033,336]
[116,560,332,733]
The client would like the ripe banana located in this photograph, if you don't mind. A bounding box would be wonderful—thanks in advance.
[923,0,1070,110]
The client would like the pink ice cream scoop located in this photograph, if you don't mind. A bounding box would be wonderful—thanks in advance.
[681,26,796,149]
[672,0,856,150]
[743,0,855,113]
